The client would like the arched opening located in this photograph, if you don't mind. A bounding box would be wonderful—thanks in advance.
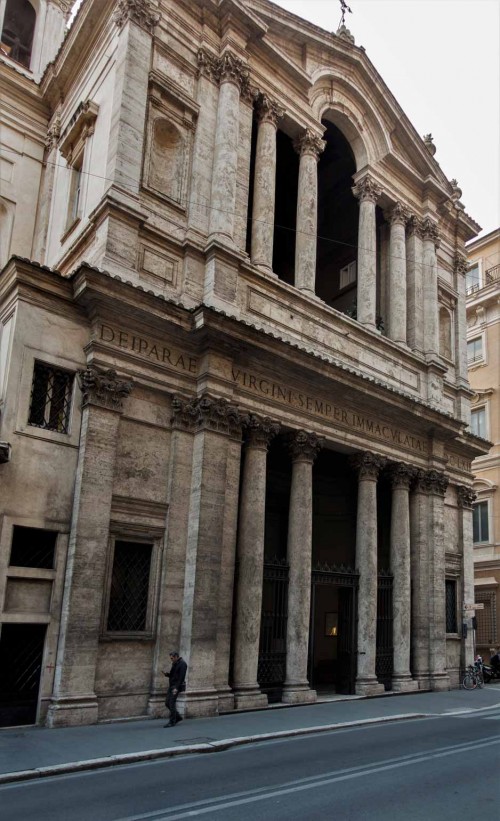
[315,120,359,313]
[149,118,185,203]
[272,128,299,285]
[0,0,36,69]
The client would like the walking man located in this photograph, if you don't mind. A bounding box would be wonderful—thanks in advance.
[164,651,187,728]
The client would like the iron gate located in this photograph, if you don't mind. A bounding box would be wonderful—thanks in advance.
[376,571,393,689]
[0,624,46,727]
[257,557,289,701]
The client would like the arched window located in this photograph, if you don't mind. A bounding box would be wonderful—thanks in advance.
[0,0,36,69]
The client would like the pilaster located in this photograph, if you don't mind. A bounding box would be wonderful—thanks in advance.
[352,175,382,330]
[406,216,424,352]
[425,469,451,691]
[457,485,476,669]
[387,202,409,345]
[47,368,133,727]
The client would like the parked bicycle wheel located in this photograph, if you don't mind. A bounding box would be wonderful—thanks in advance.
[462,672,476,690]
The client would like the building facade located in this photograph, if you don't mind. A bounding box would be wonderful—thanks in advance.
[466,228,500,661]
[0,0,486,727]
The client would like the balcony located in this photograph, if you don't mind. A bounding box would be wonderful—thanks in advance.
[466,264,500,296]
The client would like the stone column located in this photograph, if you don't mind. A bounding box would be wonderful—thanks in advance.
[177,396,244,718]
[350,452,386,695]
[454,253,471,423]
[387,202,409,344]
[406,216,424,352]
[208,52,249,244]
[426,469,451,690]
[250,95,284,272]
[352,175,382,330]
[410,469,431,688]
[293,130,325,297]
[422,218,440,358]
[457,485,476,669]
[232,415,279,708]
[46,368,133,727]
[282,431,323,703]
[388,463,418,692]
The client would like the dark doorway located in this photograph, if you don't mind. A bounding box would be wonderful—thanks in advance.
[0,624,46,726]
[310,570,358,694]
[273,129,299,285]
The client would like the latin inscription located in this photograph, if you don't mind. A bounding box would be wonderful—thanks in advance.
[99,324,197,374]
[231,366,429,455]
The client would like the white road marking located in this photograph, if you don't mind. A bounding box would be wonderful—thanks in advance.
[116,735,500,821]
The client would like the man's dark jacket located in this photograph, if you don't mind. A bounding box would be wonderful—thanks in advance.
[166,657,187,691]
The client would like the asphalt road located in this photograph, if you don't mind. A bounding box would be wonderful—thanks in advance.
[2,708,500,821]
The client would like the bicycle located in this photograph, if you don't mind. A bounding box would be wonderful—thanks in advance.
[462,664,484,690]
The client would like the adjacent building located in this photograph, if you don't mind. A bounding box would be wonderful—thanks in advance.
[466,228,500,661]
[0,0,487,728]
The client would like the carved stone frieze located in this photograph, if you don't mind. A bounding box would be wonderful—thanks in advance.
[256,93,285,127]
[387,462,414,489]
[171,395,243,437]
[243,414,280,449]
[388,201,410,226]
[352,175,382,204]
[349,451,386,480]
[421,217,441,248]
[78,367,133,412]
[454,252,468,277]
[293,129,325,161]
[113,0,160,33]
[286,430,324,462]
[457,485,476,509]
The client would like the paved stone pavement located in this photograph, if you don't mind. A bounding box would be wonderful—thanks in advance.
[1,684,500,784]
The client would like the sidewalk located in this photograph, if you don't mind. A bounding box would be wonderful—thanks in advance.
[1,685,500,785]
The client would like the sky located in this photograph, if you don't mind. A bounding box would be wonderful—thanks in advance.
[271,0,500,239]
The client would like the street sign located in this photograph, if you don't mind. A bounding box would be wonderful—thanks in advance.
[463,603,485,611]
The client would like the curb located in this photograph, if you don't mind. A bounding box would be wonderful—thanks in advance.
[0,713,427,785]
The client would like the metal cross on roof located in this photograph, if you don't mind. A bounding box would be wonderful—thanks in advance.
[339,0,353,27]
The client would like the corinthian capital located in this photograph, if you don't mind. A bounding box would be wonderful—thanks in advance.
[349,451,386,480]
[457,485,476,509]
[388,201,410,226]
[387,462,414,489]
[293,129,325,160]
[113,0,160,33]
[454,252,468,277]
[424,469,449,496]
[287,430,324,462]
[406,214,424,239]
[256,93,285,127]
[218,51,250,92]
[45,116,61,151]
[171,394,243,437]
[243,414,280,449]
[421,217,441,248]
[78,367,133,411]
[352,175,382,204]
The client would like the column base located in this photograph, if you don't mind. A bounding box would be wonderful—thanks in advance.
[282,685,317,705]
[217,686,235,713]
[355,678,385,696]
[233,687,268,710]
[46,696,99,728]
[430,673,451,692]
[177,689,219,718]
[413,674,431,690]
[146,693,166,719]
[391,676,419,693]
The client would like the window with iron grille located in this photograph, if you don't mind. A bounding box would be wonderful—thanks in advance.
[473,501,489,543]
[28,362,74,434]
[10,526,57,569]
[475,591,497,646]
[445,579,457,633]
[107,541,153,632]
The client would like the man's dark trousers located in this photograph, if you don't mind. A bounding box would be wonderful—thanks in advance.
[166,688,181,724]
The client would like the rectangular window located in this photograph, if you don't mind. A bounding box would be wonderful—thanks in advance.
[445,580,457,633]
[107,541,153,632]
[10,526,57,569]
[470,407,487,438]
[66,153,83,229]
[466,264,480,294]
[467,337,483,364]
[473,501,489,543]
[339,261,357,290]
[28,361,74,433]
